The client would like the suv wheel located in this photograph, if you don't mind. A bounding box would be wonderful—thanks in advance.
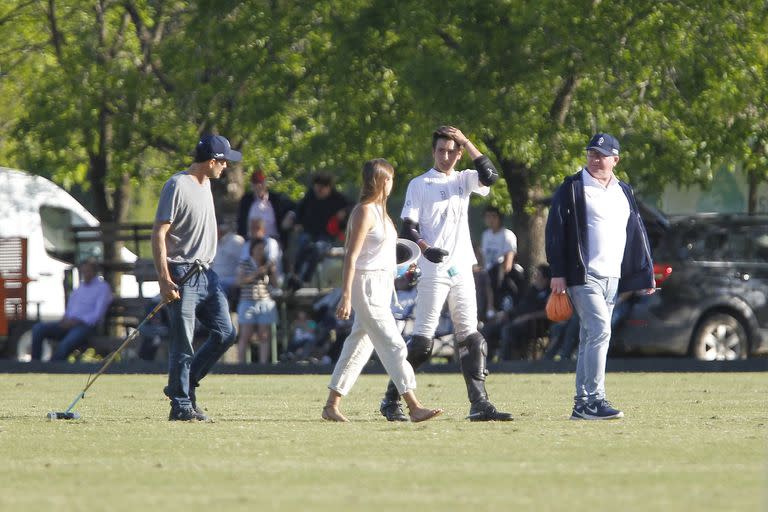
[691,313,748,361]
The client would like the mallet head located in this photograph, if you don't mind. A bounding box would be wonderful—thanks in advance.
[47,411,81,420]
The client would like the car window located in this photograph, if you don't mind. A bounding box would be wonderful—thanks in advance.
[720,227,750,262]
[670,226,725,261]
[748,226,768,263]
[39,205,101,264]
[682,224,768,263]
[656,218,768,265]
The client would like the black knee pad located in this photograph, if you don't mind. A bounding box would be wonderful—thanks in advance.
[458,331,487,353]
[407,335,434,368]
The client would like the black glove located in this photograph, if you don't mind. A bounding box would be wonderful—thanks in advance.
[424,246,449,263]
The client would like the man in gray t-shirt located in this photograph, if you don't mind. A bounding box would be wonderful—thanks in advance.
[155,171,218,265]
[152,134,242,422]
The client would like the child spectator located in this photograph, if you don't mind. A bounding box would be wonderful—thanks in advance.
[236,238,278,363]
[284,310,318,361]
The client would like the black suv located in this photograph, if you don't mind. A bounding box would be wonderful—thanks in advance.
[612,213,768,360]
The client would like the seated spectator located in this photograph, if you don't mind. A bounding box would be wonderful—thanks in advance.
[236,169,295,245]
[545,291,634,362]
[137,295,171,361]
[544,315,580,361]
[288,172,351,289]
[31,260,113,361]
[213,220,245,302]
[282,310,318,361]
[236,238,278,364]
[305,288,350,365]
[481,206,519,311]
[500,263,551,360]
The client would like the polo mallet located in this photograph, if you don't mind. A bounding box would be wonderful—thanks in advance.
[47,260,205,420]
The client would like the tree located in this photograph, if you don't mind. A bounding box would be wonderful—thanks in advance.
[2,0,766,275]
[311,0,768,267]
[676,2,768,213]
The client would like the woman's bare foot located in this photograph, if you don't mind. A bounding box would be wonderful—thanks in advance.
[322,405,349,422]
[409,406,443,423]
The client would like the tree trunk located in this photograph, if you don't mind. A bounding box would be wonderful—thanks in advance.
[747,167,759,215]
[499,160,548,273]
[87,107,124,293]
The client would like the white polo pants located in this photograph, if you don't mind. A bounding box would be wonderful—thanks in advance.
[413,266,478,341]
[328,269,417,396]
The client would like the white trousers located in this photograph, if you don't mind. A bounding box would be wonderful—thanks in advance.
[413,266,478,341]
[328,269,417,396]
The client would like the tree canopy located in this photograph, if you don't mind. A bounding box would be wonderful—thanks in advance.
[0,0,766,267]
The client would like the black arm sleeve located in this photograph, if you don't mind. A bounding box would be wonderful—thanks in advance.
[474,155,499,186]
[400,218,422,243]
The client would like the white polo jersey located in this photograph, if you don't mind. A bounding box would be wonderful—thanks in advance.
[582,169,629,277]
[401,167,489,277]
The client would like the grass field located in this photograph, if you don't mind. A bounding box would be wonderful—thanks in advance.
[0,371,765,511]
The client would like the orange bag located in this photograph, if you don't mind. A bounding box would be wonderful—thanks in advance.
[546,292,573,323]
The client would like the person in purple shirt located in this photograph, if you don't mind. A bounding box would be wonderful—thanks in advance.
[31,260,113,361]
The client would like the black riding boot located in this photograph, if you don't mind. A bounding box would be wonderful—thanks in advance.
[459,332,513,421]
[380,335,434,421]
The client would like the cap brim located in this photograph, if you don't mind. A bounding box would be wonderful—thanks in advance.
[586,146,616,156]
[225,150,243,162]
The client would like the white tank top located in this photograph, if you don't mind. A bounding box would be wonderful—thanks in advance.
[355,203,396,272]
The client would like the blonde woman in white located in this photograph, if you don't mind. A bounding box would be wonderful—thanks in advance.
[322,158,442,423]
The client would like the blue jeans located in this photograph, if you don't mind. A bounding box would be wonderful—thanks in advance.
[31,321,94,361]
[568,273,619,403]
[165,264,235,409]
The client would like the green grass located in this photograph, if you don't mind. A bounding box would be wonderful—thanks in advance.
[0,372,765,512]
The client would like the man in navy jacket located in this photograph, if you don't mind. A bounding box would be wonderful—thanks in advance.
[545,133,655,420]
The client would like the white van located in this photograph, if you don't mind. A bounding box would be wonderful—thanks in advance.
[0,167,157,322]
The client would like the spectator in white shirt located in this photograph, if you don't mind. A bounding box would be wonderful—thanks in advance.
[480,205,518,313]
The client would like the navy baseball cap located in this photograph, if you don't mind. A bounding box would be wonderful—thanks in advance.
[195,135,242,162]
[586,133,620,156]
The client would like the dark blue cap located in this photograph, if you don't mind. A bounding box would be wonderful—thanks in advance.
[586,133,620,156]
[195,135,242,162]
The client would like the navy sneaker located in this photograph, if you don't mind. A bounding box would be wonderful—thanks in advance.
[169,405,208,422]
[188,388,206,417]
[582,399,624,420]
[165,386,209,420]
[379,399,408,422]
[570,402,586,420]
[467,401,513,422]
